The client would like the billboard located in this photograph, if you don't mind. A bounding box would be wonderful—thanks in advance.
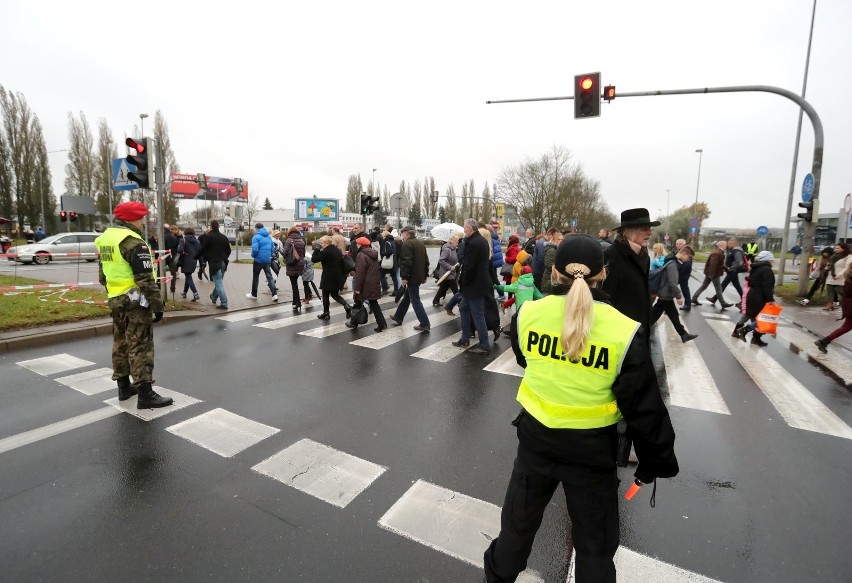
[170,173,248,201]
[296,198,339,221]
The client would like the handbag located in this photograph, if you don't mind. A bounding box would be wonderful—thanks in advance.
[350,301,369,325]
[341,253,356,274]
[755,302,782,335]
[500,262,513,277]
[381,255,394,270]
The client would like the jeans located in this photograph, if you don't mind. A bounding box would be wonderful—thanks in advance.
[719,271,744,297]
[211,268,228,307]
[394,282,430,327]
[182,272,197,295]
[445,291,462,312]
[251,262,277,297]
[460,295,489,350]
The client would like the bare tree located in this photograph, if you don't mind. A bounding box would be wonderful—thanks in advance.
[345,174,362,213]
[480,182,492,224]
[94,118,118,223]
[153,111,180,225]
[65,111,97,229]
[445,183,457,224]
[424,175,437,219]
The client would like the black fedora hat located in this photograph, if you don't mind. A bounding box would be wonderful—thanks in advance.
[613,208,661,230]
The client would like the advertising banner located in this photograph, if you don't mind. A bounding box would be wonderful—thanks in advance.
[170,173,248,201]
[296,198,339,221]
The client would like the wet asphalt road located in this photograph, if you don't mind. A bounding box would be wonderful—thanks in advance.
[1,259,851,582]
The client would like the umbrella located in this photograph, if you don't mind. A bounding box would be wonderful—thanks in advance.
[430,222,464,242]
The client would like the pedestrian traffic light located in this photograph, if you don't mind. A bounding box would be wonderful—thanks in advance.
[360,194,370,214]
[60,211,67,222]
[603,85,616,102]
[574,72,601,119]
[125,137,154,189]
[70,211,78,223]
[797,200,814,222]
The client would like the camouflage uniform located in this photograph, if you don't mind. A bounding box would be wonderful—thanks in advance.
[98,223,163,388]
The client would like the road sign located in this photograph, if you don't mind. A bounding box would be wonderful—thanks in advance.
[495,203,504,218]
[689,227,698,235]
[689,218,699,227]
[571,219,577,227]
[801,173,814,202]
[112,158,138,191]
[757,225,769,237]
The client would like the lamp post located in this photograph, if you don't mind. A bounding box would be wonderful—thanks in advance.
[139,113,148,137]
[693,149,703,243]
[40,149,68,234]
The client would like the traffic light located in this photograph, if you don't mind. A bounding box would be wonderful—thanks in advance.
[125,137,155,189]
[70,211,78,223]
[60,211,67,222]
[360,195,379,214]
[797,200,814,222]
[603,85,616,102]
[574,72,601,119]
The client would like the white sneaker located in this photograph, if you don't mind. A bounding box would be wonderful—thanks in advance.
[246,293,257,300]
[272,295,279,302]
[797,299,809,306]
[834,302,840,308]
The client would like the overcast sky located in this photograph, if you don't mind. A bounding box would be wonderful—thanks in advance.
[3,0,850,230]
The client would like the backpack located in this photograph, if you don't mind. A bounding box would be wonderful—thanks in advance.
[282,240,300,266]
[648,260,674,295]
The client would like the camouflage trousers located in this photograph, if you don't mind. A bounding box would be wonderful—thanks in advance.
[108,295,155,387]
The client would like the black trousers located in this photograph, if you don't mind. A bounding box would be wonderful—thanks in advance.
[322,289,347,314]
[651,298,687,336]
[484,414,619,583]
[288,275,301,306]
[433,278,458,304]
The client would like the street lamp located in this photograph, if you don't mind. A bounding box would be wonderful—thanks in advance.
[372,168,377,196]
[139,113,149,137]
[693,149,703,242]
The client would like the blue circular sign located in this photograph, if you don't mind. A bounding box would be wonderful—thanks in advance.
[801,173,814,203]
[757,225,769,236]
[689,218,699,227]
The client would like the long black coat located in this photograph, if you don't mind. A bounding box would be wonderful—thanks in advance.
[177,235,200,274]
[313,244,345,292]
[461,229,492,298]
[745,261,775,318]
[602,241,652,337]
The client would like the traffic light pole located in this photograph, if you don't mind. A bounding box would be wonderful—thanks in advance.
[487,84,824,295]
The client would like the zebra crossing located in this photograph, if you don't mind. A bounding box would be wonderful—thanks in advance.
[7,351,729,581]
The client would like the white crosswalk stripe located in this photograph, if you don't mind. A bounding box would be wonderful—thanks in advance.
[411,332,470,362]
[298,298,398,337]
[656,318,731,415]
[774,323,852,387]
[482,346,524,377]
[703,316,852,440]
[166,408,279,457]
[351,310,458,350]
[17,353,95,376]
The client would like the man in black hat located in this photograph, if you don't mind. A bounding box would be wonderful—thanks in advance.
[601,208,660,342]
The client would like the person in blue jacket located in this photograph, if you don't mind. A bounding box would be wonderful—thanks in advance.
[485,223,505,300]
[246,222,278,302]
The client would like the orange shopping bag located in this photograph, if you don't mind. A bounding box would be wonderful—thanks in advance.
[755,302,782,335]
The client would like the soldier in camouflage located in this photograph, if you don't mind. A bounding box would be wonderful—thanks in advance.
[96,201,172,409]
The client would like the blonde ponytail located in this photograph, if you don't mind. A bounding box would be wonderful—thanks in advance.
[557,263,605,359]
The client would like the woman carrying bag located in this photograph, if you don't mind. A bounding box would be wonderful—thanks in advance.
[347,237,387,332]
[281,227,306,312]
[311,236,351,321]
[732,251,776,346]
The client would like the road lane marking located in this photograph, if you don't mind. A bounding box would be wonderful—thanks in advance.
[0,406,120,455]
[656,316,730,415]
[103,387,202,421]
[411,333,470,362]
[774,324,852,387]
[298,298,397,338]
[378,480,542,581]
[215,292,355,322]
[252,438,386,508]
[350,311,457,350]
[17,353,95,376]
[482,347,524,378]
[166,408,279,457]
[567,545,725,582]
[54,367,116,395]
[704,318,852,440]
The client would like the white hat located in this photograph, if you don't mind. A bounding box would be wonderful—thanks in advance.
[756,250,774,262]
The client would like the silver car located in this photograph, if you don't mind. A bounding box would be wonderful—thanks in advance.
[6,232,99,265]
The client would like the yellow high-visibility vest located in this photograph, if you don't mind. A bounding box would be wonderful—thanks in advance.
[95,227,154,298]
[516,295,639,429]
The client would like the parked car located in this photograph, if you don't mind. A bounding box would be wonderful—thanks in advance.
[6,232,99,265]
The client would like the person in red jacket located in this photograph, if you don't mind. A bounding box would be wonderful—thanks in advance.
[815,261,852,353]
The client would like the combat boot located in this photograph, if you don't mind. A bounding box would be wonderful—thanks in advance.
[137,382,173,409]
[117,375,137,401]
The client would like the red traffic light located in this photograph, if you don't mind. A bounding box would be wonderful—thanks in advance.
[60,211,67,222]
[580,77,594,90]
[125,137,146,154]
[70,211,78,222]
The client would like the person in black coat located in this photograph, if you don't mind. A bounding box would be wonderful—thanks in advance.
[452,219,492,354]
[177,227,201,301]
[733,251,776,346]
[166,224,182,293]
[200,220,232,309]
[601,208,660,343]
[379,230,400,295]
[311,235,351,320]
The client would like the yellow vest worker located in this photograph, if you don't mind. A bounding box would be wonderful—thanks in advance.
[484,234,679,583]
[96,201,172,409]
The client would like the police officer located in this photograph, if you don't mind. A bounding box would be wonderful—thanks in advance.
[483,234,679,583]
[744,239,759,262]
[96,201,172,409]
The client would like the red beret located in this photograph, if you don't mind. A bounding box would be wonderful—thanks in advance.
[114,201,148,222]
[356,237,371,248]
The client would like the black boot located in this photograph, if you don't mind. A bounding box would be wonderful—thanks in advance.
[731,324,743,338]
[814,338,829,353]
[344,304,352,319]
[707,295,718,306]
[117,375,137,401]
[751,334,768,347]
[137,382,173,409]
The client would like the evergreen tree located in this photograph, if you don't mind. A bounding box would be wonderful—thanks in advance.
[263,197,273,210]
[438,205,447,223]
